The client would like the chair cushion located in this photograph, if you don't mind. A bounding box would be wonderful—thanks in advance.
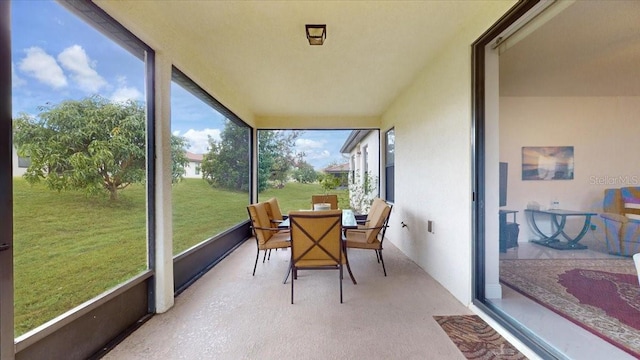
[364,198,385,221]
[296,259,341,267]
[265,197,284,221]
[345,231,381,249]
[248,202,273,244]
[289,210,343,265]
[366,204,391,243]
[311,194,338,210]
[262,231,291,250]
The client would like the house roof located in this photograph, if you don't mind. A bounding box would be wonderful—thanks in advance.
[185,152,203,162]
[340,130,372,154]
[324,163,349,174]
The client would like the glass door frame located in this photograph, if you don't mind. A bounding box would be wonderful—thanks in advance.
[1,1,15,358]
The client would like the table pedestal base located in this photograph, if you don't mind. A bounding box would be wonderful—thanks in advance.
[530,239,587,250]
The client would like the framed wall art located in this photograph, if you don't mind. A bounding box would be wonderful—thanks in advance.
[522,146,574,180]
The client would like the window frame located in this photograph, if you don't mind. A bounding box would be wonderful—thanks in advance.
[385,128,395,203]
[471,0,560,358]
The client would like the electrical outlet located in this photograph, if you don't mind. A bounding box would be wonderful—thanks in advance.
[590,224,597,231]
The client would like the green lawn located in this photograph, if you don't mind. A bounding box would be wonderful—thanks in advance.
[259,183,349,213]
[12,178,347,336]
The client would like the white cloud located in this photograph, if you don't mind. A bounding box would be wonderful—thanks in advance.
[12,62,26,88]
[295,138,331,159]
[19,47,67,89]
[110,76,142,103]
[111,86,143,103]
[295,138,325,150]
[305,149,331,161]
[177,128,222,154]
[57,45,107,93]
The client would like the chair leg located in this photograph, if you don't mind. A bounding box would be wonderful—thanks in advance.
[283,263,292,284]
[378,249,387,276]
[339,265,343,303]
[375,249,381,263]
[291,266,295,304]
[343,247,357,285]
[252,249,260,276]
[262,249,267,263]
[267,249,272,260]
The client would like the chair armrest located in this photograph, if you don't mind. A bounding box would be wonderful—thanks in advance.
[252,225,283,232]
[347,224,387,232]
[600,212,628,224]
[355,215,368,225]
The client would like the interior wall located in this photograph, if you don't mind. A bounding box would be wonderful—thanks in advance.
[499,96,640,241]
[380,2,516,304]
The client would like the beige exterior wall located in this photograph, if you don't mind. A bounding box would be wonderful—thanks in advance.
[379,2,516,304]
[347,131,381,213]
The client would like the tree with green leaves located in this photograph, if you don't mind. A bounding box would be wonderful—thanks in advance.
[200,120,251,191]
[200,126,301,192]
[13,95,189,200]
[292,159,318,184]
[319,172,341,192]
[258,130,301,191]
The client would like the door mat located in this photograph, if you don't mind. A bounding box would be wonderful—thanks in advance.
[434,315,527,360]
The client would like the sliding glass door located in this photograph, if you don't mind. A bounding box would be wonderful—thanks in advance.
[1,1,14,357]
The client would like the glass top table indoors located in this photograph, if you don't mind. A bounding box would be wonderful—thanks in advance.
[524,208,598,250]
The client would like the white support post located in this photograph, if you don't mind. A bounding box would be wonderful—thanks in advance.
[153,53,175,312]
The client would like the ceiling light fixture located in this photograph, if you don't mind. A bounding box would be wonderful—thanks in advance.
[305,24,326,46]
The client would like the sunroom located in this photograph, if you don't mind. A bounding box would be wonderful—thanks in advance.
[2,1,639,359]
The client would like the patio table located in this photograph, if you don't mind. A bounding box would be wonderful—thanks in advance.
[280,209,358,284]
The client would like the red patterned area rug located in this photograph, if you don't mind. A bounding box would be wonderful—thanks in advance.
[500,258,640,358]
[434,315,527,359]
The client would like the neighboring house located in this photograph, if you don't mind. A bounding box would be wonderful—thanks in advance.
[340,130,380,212]
[323,162,349,188]
[183,151,203,178]
[12,146,29,177]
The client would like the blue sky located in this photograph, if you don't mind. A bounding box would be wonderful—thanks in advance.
[11,1,350,170]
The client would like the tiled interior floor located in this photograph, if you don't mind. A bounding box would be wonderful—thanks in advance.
[492,237,636,360]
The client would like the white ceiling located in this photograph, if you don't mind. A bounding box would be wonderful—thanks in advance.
[95,1,639,120]
[500,0,640,97]
[95,1,502,118]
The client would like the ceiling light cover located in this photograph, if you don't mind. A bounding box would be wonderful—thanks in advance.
[306,24,326,45]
